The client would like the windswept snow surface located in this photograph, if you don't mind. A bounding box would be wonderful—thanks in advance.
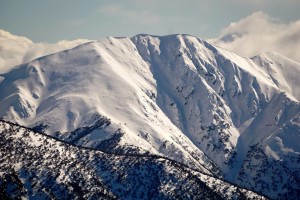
[0,34,299,199]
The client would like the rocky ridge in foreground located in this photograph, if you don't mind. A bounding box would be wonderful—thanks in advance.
[0,120,266,199]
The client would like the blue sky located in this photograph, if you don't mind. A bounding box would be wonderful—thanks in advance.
[0,0,300,42]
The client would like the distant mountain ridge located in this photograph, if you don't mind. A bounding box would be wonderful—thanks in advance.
[0,34,299,199]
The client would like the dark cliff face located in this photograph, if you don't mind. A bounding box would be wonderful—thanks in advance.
[0,120,265,199]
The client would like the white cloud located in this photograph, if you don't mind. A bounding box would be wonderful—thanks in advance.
[22,39,91,63]
[0,29,32,73]
[0,29,91,74]
[210,12,300,62]
[98,4,159,24]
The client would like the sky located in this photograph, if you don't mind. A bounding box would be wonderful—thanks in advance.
[0,0,300,70]
[1,0,300,42]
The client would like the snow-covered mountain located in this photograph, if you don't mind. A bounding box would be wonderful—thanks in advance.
[0,34,299,199]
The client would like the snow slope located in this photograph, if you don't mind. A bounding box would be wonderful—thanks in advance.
[0,34,299,199]
[0,36,217,174]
